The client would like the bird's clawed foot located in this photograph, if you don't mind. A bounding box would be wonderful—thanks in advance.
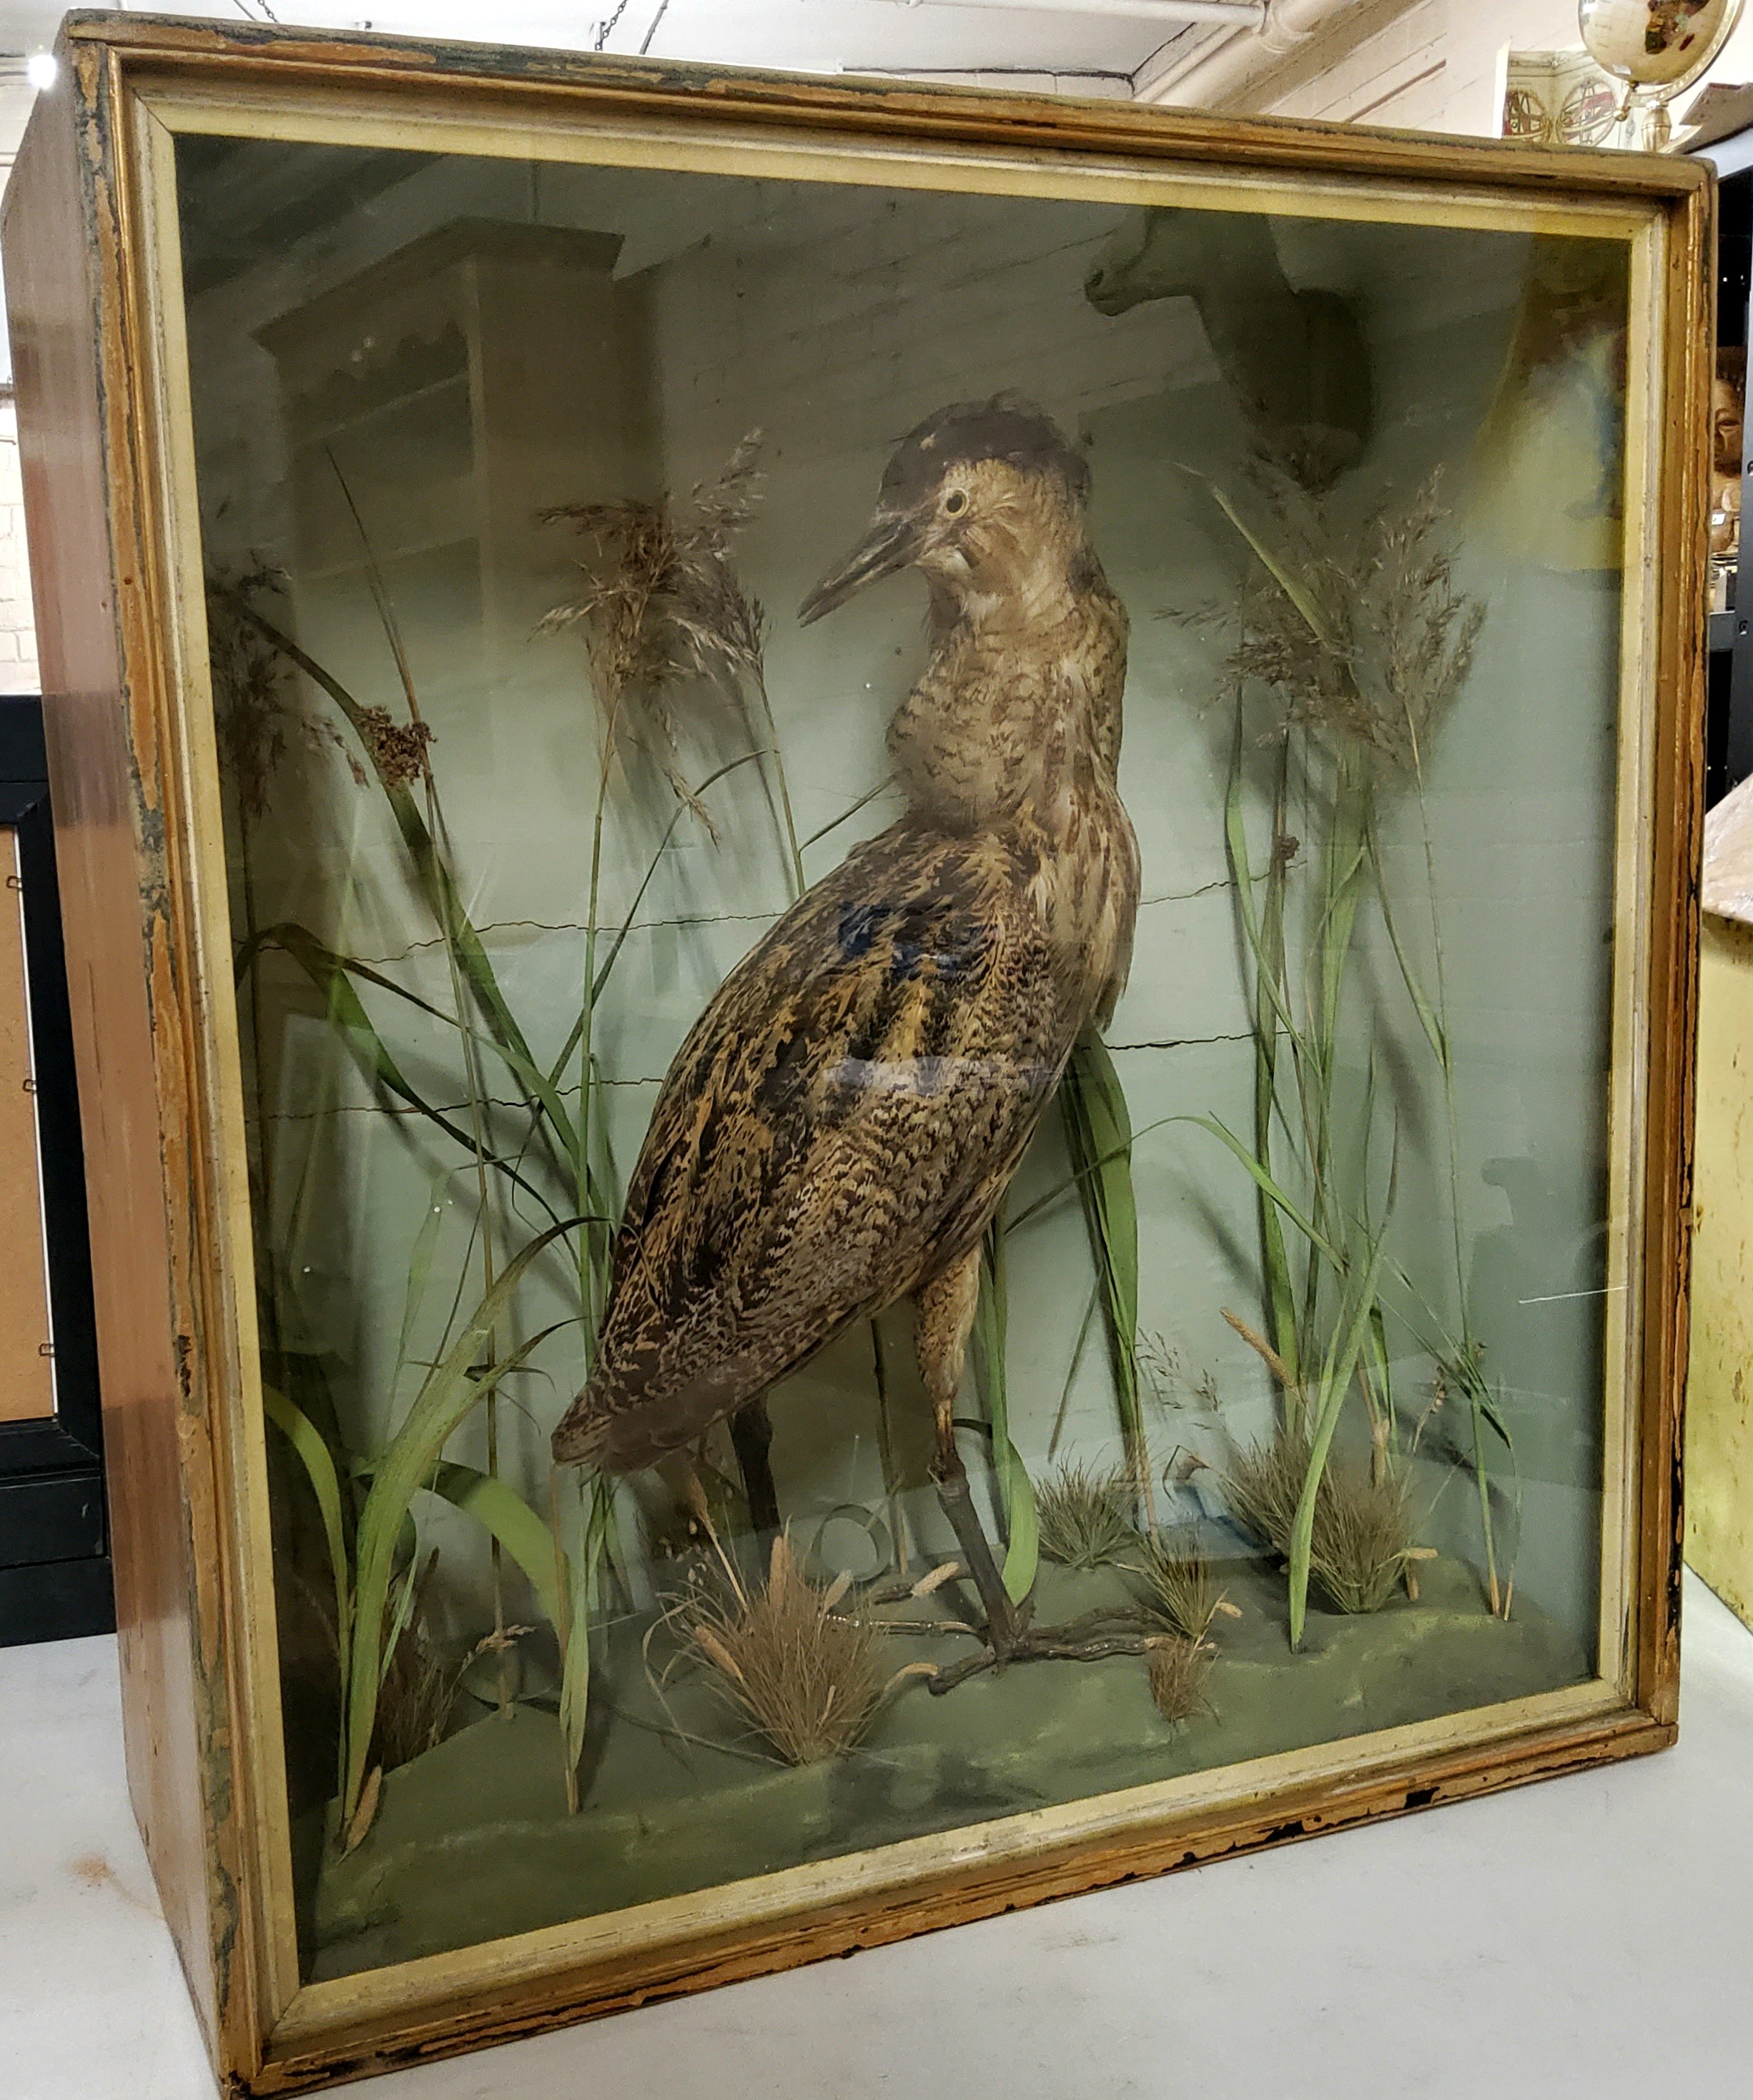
[924,1610,1157,1693]
[927,1474,1154,1693]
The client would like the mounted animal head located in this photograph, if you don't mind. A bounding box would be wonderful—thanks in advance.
[1084,206,1373,494]
[1084,205,1279,317]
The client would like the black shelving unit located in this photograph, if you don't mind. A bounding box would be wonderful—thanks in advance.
[0,696,112,1645]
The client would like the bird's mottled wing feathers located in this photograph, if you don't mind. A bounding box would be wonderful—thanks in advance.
[558,820,1067,1471]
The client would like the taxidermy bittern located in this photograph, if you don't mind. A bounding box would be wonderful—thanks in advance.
[553,395,1140,1663]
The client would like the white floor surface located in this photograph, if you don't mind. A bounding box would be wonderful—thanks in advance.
[5,1569,1753,2099]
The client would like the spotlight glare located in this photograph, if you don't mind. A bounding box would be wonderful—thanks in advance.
[26,54,57,91]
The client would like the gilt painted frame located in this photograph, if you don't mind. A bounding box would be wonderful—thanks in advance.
[1,15,1708,2091]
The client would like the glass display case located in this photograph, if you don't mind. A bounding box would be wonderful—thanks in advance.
[1,16,1708,2091]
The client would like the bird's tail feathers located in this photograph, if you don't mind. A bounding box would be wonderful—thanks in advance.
[550,1349,757,1475]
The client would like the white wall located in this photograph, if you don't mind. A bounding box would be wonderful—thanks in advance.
[0,399,39,697]
[1265,0,1753,134]
[0,60,37,695]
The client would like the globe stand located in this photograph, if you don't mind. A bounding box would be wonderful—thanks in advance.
[1581,0,1747,154]
[1612,83,1677,152]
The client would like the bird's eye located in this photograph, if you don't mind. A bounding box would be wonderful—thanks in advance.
[942,488,968,515]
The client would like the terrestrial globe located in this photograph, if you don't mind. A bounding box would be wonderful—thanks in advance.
[1577,0,1744,89]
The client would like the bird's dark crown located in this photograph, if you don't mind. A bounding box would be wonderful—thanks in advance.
[879,393,1090,510]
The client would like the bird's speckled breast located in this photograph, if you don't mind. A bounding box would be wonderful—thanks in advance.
[889,565,1138,1030]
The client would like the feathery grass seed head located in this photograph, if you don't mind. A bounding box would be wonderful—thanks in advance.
[542,433,771,822]
[1223,467,1484,779]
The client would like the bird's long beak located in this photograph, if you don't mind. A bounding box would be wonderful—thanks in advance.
[798,508,919,626]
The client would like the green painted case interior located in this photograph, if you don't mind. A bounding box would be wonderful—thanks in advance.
[178,132,1627,1982]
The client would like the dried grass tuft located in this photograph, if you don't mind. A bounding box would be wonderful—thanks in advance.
[541,434,769,823]
[372,1557,455,1771]
[1311,1464,1421,1615]
[1146,1634,1215,1727]
[681,1532,887,1765]
[1036,1461,1137,1570]
[208,568,293,819]
[372,1557,532,1773]
[375,1617,456,1771]
[1225,1429,1416,1616]
[1223,1430,1308,1560]
[1222,467,1483,778]
[1132,1526,1218,1641]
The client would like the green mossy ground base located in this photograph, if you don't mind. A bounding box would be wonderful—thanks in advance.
[302,1553,1586,1981]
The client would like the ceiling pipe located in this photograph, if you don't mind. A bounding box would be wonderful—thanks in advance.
[1137,0,1391,106]
[866,0,1266,24]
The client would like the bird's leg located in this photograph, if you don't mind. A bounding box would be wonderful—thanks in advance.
[917,1248,1024,1657]
[728,1397,780,1537]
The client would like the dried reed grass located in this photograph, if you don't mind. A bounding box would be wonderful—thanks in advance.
[1225,1429,1416,1616]
[372,1554,455,1771]
[681,1532,887,1765]
[208,569,292,820]
[1311,1464,1419,1615]
[208,565,374,813]
[375,1616,457,1771]
[1036,1461,1137,1570]
[1222,467,1483,777]
[541,433,769,824]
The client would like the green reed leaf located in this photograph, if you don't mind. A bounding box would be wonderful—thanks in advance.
[262,1382,352,1693]
[422,1461,566,1630]
[1226,722,1302,1390]
[1193,470,1343,653]
[1060,1033,1149,1520]
[1184,1114,1343,1267]
[341,1221,578,1823]
[395,1175,448,1392]
[974,1222,1038,1605]
[558,1476,612,1811]
[1286,1157,1396,1648]
[240,921,565,1226]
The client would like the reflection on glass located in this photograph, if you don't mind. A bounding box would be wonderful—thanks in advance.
[180,135,1627,1980]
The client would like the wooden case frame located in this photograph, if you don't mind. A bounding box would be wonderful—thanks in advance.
[1,15,1709,2092]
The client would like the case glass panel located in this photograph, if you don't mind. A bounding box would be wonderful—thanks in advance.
[175,132,1631,1981]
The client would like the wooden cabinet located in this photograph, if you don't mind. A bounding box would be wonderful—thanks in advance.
[1,16,1708,2093]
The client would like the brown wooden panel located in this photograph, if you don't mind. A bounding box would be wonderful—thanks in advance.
[1636,170,1712,1730]
[0,826,55,1424]
[0,49,223,2066]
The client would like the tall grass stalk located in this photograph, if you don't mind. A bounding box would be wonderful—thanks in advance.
[1374,771,1503,1615]
[338,1222,578,1826]
[1059,1032,1155,1526]
[331,462,523,1704]
[1200,466,1511,1632]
